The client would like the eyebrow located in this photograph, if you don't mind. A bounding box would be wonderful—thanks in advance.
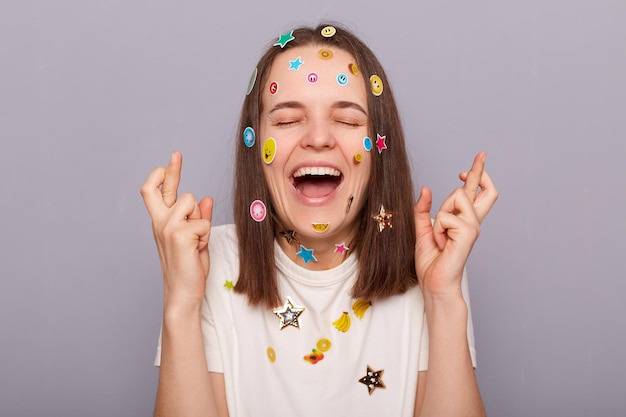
[268,101,368,116]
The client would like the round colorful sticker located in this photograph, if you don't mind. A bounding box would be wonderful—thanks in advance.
[370,75,383,96]
[354,152,363,163]
[320,26,336,37]
[307,72,319,84]
[243,127,255,147]
[318,49,333,60]
[269,81,279,95]
[349,63,359,76]
[250,200,267,222]
[262,137,277,164]
[246,67,258,95]
[363,136,373,152]
[336,73,348,86]
[267,347,276,363]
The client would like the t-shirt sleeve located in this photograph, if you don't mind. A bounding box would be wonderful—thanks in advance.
[417,267,478,371]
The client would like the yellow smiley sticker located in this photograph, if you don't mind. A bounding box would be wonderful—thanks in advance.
[312,223,330,233]
[370,74,383,96]
[318,49,333,60]
[321,26,336,37]
[262,138,276,164]
[349,63,359,76]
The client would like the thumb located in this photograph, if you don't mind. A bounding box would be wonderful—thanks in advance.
[199,197,214,222]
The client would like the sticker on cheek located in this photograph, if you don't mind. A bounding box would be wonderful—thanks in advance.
[354,152,363,164]
[269,81,279,95]
[370,75,383,96]
[318,49,333,60]
[307,72,319,84]
[243,127,255,147]
[246,67,258,95]
[363,136,373,152]
[321,26,336,37]
[336,73,348,86]
[262,137,277,164]
[250,200,267,222]
[349,63,359,76]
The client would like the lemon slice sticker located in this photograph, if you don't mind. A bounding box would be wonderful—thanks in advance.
[316,338,332,352]
[312,223,329,233]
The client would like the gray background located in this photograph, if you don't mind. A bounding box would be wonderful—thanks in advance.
[1,0,624,416]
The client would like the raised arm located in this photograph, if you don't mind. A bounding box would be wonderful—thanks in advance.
[413,152,498,417]
[140,151,228,417]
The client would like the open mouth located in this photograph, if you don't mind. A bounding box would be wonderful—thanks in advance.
[292,167,342,198]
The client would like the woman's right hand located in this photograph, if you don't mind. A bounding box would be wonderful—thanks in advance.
[141,151,214,307]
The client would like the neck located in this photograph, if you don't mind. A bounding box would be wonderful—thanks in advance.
[275,231,352,271]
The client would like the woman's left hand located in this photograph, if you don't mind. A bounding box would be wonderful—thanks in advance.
[413,152,498,298]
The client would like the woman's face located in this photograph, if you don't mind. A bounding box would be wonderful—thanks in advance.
[259,45,371,243]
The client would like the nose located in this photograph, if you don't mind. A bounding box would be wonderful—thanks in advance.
[300,118,335,150]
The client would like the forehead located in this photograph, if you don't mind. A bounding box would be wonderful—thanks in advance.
[263,45,367,105]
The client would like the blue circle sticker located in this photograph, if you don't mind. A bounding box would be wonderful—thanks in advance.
[336,73,348,86]
[243,127,255,147]
[363,136,373,152]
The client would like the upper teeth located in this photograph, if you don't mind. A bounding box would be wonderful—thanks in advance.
[293,167,341,178]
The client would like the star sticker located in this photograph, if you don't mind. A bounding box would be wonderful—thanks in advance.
[288,56,304,71]
[223,280,234,290]
[375,134,387,153]
[372,205,393,232]
[272,296,305,330]
[335,242,349,254]
[358,365,386,395]
[274,30,295,48]
[296,244,317,263]
[280,230,298,244]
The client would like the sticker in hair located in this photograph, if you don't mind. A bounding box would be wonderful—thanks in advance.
[274,30,295,48]
[280,230,298,244]
[269,81,279,95]
[334,242,349,254]
[307,72,319,84]
[349,63,359,76]
[354,152,363,164]
[249,200,267,222]
[372,204,393,232]
[318,49,333,60]
[359,365,386,395]
[311,222,329,233]
[375,134,387,154]
[370,75,383,96]
[246,67,258,95]
[289,56,304,71]
[243,126,255,147]
[273,296,305,330]
[363,136,373,152]
[336,73,348,86]
[296,244,317,263]
[262,137,277,164]
[320,26,336,37]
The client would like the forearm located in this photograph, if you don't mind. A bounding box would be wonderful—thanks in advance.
[416,292,486,417]
[155,302,219,417]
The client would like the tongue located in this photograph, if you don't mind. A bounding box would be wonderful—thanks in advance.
[296,177,339,198]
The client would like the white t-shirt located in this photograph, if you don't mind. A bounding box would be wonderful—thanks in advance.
[156,224,476,417]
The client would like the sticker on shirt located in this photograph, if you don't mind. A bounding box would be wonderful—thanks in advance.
[332,311,351,332]
[358,365,386,395]
[352,299,372,319]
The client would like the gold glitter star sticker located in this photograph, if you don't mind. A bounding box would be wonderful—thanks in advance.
[372,205,393,232]
[358,365,386,395]
[272,296,305,330]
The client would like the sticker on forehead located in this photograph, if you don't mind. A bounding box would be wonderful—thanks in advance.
[363,136,373,152]
[318,49,333,60]
[274,30,295,48]
[289,56,304,71]
[246,67,258,95]
[336,73,348,86]
[321,26,336,37]
[269,81,279,95]
[349,63,359,76]
[250,200,267,222]
[370,75,383,96]
[262,138,277,164]
[307,72,319,84]
[243,127,255,147]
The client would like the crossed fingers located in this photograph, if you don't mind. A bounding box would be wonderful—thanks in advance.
[458,152,498,222]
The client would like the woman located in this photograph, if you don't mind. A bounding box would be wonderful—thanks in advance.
[142,23,497,417]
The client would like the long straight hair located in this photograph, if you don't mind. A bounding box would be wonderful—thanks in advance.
[234,24,417,308]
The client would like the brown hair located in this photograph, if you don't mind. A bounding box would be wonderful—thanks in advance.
[233,23,417,308]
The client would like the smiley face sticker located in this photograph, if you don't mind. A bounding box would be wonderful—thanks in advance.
[262,137,277,164]
[269,81,279,95]
[321,26,336,37]
[307,72,319,84]
[243,127,255,147]
[336,73,348,86]
[370,75,383,96]
[318,49,333,60]
[349,63,359,76]
[250,200,267,222]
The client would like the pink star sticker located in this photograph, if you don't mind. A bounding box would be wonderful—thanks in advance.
[334,242,350,254]
[375,134,387,153]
